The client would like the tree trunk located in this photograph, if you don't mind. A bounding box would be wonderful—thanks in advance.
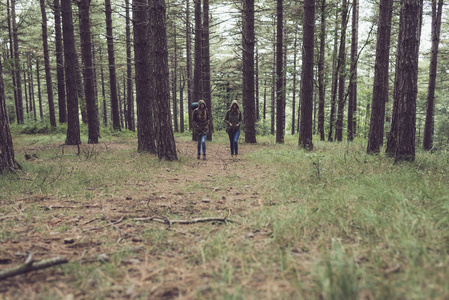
[61,0,81,145]
[335,0,348,142]
[394,0,423,163]
[79,0,99,144]
[347,0,359,141]
[186,0,193,132]
[193,0,202,102]
[328,2,339,142]
[202,0,213,140]
[6,0,18,124]
[0,57,20,172]
[255,47,260,121]
[318,0,326,141]
[11,0,24,124]
[299,0,315,150]
[423,0,443,151]
[36,59,43,120]
[149,0,178,161]
[133,0,156,153]
[126,0,135,132]
[105,0,121,130]
[180,70,185,133]
[271,24,276,135]
[99,48,107,126]
[291,29,298,136]
[275,0,284,144]
[242,0,257,143]
[367,0,393,154]
[54,0,66,124]
[40,0,56,127]
[172,26,179,133]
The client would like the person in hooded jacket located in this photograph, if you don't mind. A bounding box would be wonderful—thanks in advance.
[224,100,242,160]
[193,100,209,160]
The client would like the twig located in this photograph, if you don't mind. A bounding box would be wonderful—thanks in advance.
[0,256,68,281]
[102,205,127,239]
[133,212,239,226]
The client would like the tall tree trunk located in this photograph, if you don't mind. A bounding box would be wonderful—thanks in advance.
[275,0,284,144]
[7,0,18,123]
[423,0,443,151]
[202,0,213,140]
[11,0,24,124]
[79,0,99,144]
[40,0,56,127]
[291,29,298,135]
[271,24,276,135]
[242,0,257,143]
[186,0,193,132]
[299,0,315,150]
[133,0,156,153]
[149,0,178,161]
[318,0,326,141]
[335,0,348,142]
[367,0,393,153]
[0,57,20,172]
[126,0,135,132]
[61,0,81,145]
[193,0,202,102]
[54,0,66,124]
[347,0,358,141]
[255,47,260,121]
[28,55,36,122]
[99,48,107,126]
[328,2,339,142]
[172,26,179,133]
[394,0,423,162]
[36,59,43,120]
[180,70,185,133]
[105,0,121,130]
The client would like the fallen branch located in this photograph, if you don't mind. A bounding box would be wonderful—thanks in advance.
[0,255,68,281]
[133,213,239,226]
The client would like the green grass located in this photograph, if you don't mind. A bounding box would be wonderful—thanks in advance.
[1,130,449,299]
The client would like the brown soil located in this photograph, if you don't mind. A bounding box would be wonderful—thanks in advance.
[0,138,276,299]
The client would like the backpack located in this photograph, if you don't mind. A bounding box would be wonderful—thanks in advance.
[190,102,199,110]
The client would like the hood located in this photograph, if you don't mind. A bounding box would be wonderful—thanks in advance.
[198,100,206,107]
[231,100,239,109]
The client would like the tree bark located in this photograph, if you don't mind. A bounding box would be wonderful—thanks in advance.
[149,0,178,161]
[105,0,121,130]
[347,0,359,141]
[54,0,66,124]
[275,0,284,144]
[423,0,443,151]
[242,0,257,143]
[40,0,56,127]
[335,0,348,142]
[0,57,20,172]
[133,0,156,153]
[299,0,315,150]
[11,0,24,124]
[61,0,81,145]
[193,0,202,102]
[318,0,326,141]
[367,0,393,153]
[328,2,339,142]
[186,0,193,132]
[126,0,135,132]
[79,0,99,144]
[202,0,213,140]
[394,0,423,163]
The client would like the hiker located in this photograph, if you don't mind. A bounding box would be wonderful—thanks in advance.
[224,100,242,160]
[193,100,209,160]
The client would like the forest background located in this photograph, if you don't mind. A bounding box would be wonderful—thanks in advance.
[1,0,449,298]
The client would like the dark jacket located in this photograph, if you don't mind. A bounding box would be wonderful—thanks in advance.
[224,100,242,132]
[193,100,209,137]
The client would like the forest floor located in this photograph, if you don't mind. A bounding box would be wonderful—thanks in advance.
[0,135,281,299]
[2,132,449,299]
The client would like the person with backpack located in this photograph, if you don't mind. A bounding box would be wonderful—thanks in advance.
[224,100,242,160]
[193,100,209,160]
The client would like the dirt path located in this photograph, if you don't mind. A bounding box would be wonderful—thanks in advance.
[1,138,273,299]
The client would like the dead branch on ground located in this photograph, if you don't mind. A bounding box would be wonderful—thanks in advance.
[0,254,68,281]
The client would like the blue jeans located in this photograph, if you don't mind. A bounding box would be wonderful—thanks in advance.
[197,135,207,156]
[227,130,240,155]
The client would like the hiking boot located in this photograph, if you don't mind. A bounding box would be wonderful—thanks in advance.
[203,155,207,160]
[197,154,201,160]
